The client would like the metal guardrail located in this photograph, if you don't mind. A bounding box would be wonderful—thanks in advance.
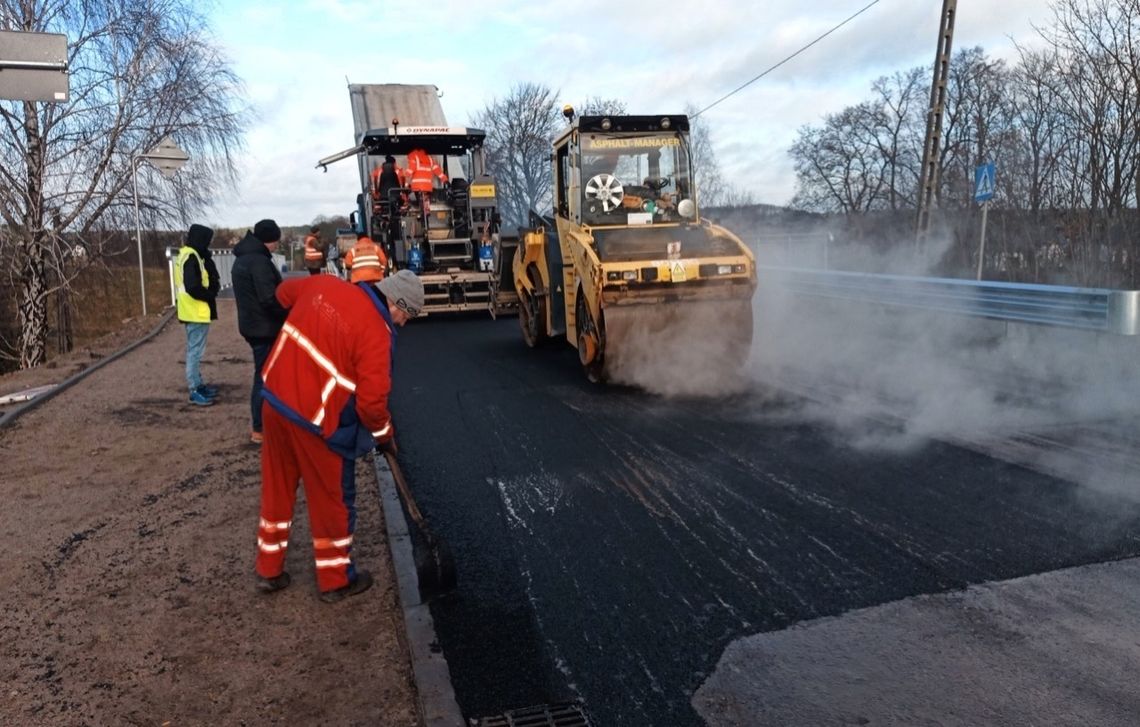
[759,266,1140,336]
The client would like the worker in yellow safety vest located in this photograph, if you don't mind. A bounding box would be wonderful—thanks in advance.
[343,233,388,284]
[174,223,220,406]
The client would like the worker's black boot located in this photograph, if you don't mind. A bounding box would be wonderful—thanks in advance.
[256,571,291,593]
[319,570,374,604]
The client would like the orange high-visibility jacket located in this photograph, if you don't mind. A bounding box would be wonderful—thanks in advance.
[303,234,324,267]
[262,276,394,449]
[405,149,447,192]
[343,237,387,283]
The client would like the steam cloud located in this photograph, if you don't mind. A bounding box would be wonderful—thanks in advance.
[745,232,1140,498]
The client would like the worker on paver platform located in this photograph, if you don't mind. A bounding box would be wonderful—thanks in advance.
[405,148,447,191]
[404,148,447,210]
[254,270,424,603]
[344,232,387,284]
[371,155,405,204]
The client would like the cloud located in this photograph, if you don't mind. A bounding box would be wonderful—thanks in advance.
[201,0,1058,226]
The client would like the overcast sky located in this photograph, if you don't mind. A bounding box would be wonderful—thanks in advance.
[201,0,1058,230]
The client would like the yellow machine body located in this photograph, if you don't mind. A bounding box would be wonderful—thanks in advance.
[514,113,757,386]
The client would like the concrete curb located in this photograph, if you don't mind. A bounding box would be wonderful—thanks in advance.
[374,456,465,727]
[0,308,177,430]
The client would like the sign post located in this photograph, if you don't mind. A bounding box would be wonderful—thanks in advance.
[132,138,190,316]
[973,162,995,280]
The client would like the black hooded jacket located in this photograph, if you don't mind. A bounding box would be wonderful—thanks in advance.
[378,160,402,200]
[231,231,287,343]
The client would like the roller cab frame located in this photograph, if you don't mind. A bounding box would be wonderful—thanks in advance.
[514,113,757,382]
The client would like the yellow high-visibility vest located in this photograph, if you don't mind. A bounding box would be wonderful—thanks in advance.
[174,246,211,323]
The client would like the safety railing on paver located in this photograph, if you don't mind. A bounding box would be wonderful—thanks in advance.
[165,247,287,305]
[759,266,1140,336]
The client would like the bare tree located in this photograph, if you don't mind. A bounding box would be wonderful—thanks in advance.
[789,102,894,214]
[935,47,1010,209]
[472,83,560,228]
[0,0,246,368]
[473,85,629,228]
[781,0,1140,285]
[576,96,627,117]
[866,68,927,211]
[1028,0,1140,283]
[1006,48,1071,212]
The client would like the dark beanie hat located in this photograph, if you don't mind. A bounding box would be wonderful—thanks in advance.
[253,219,281,243]
[187,223,214,248]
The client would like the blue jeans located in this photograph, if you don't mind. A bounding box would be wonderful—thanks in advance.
[185,322,210,392]
[249,341,272,432]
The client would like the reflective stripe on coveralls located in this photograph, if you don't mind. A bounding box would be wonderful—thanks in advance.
[262,321,357,428]
[257,517,293,555]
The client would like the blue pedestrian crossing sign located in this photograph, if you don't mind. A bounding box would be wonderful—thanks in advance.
[974,162,995,203]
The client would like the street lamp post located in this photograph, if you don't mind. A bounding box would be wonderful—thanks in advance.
[130,138,189,317]
[131,159,148,316]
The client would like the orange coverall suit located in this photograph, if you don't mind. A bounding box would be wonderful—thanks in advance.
[303,234,324,273]
[405,148,447,192]
[255,276,396,593]
[343,237,387,284]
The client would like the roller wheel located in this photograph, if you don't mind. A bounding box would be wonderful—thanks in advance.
[575,291,606,383]
[519,265,548,348]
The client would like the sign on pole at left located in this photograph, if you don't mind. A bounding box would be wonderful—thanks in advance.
[0,30,69,103]
[974,162,996,204]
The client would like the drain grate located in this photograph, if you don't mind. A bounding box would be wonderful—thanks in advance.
[474,701,592,727]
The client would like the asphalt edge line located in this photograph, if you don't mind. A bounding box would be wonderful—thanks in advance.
[0,308,177,430]
[373,456,465,727]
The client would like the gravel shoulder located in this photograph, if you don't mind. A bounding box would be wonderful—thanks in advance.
[0,299,418,726]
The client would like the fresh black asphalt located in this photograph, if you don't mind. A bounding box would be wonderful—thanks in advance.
[388,315,1140,726]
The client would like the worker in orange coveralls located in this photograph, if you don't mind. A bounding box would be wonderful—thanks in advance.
[343,232,388,284]
[254,270,424,603]
[404,148,448,245]
[405,147,447,201]
[405,148,447,191]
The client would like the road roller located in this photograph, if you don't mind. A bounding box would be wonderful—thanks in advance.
[513,109,757,387]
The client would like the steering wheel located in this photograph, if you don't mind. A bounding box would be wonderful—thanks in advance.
[645,176,671,192]
[584,174,624,212]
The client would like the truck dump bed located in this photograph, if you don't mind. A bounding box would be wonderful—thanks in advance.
[348,84,448,187]
[348,83,447,137]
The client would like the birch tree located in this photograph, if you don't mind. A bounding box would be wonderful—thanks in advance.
[0,0,246,368]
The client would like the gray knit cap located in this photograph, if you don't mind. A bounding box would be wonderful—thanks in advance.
[376,269,424,318]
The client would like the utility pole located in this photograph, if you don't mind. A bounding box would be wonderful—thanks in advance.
[915,0,957,245]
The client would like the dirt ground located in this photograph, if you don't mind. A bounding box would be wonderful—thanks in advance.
[0,299,419,726]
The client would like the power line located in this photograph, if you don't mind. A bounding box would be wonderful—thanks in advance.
[692,1,882,119]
